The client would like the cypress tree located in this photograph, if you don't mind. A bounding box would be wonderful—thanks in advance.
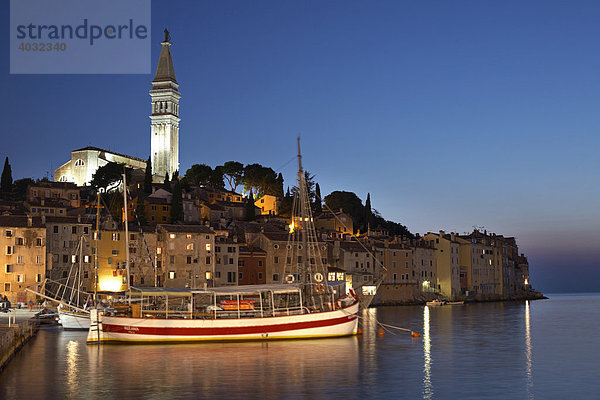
[1,157,13,199]
[170,180,183,223]
[246,189,256,221]
[143,156,153,194]
[163,173,171,190]
[314,183,322,215]
[135,191,147,226]
[364,192,374,231]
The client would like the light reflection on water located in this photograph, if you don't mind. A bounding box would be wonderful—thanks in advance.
[422,306,433,400]
[2,294,599,399]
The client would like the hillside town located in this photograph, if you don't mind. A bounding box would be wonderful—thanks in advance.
[0,32,540,308]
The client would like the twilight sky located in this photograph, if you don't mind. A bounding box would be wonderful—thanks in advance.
[2,1,599,293]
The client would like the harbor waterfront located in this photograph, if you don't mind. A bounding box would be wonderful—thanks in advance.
[1,293,598,399]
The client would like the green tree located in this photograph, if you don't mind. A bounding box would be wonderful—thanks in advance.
[245,189,256,221]
[314,183,322,215]
[163,173,171,190]
[209,166,224,189]
[1,157,13,199]
[221,161,244,192]
[90,162,131,192]
[324,191,365,233]
[143,156,153,194]
[279,187,293,217]
[184,164,212,186]
[243,164,278,198]
[364,193,374,230]
[135,190,148,226]
[170,180,183,223]
[12,178,34,201]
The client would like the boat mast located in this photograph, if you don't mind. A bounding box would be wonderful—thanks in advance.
[94,191,100,305]
[297,137,309,283]
[123,173,131,290]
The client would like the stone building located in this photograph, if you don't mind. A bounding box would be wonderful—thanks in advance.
[55,146,146,187]
[0,216,46,304]
[214,236,239,286]
[424,231,461,300]
[156,224,215,289]
[45,216,93,291]
[238,246,267,285]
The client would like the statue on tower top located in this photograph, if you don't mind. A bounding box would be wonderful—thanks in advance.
[164,28,171,43]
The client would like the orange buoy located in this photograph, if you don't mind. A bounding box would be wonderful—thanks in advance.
[357,327,363,335]
[411,331,421,338]
[377,327,385,336]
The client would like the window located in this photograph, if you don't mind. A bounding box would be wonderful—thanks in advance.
[157,247,162,255]
[205,244,211,251]
[215,246,221,253]
[227,271,236,283]
[16,237,24,246]
[5,230,12,237]
[112,250,119,255]
[5,264,13,273]
[17,274,25,283]
[169,233,176,239]
[6,246,13,255]
[163,206,168,211]
[393,273,397,281]
[274,256,279,264]
[74,159,85,166]
[186,243,194,250]
[151,205,156,211]
[36,256,42,264]
[108,257,112,265]
[273,274,279,281]
[4,283,10,292]
[130,234,135,241]
[238,260,245,267]
[169,271,176,279]
[15,255,24,264]
[229,258,233,265]
[239,272,243,280]
[112,233,120,241]
[205,256,211,264]
[72,226,77,234]
[170,255,175,264]
[35,273,42,282]
[187,256,192,264]
[83,227,89,234]
[258,272,263,280]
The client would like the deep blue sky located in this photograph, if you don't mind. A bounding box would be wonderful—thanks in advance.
[3,1,599,293]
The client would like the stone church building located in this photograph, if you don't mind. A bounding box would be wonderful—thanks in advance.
[55,31,181,186]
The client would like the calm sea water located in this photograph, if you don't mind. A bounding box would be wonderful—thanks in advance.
[1,293,598,399]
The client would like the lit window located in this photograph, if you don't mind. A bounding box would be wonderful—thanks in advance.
[17,274,24,283]
[186,234,192,239]
[170,234,176,239]
[169,271,176,279]
[328,272,336,281]
[156,247,162,255]
[187,243,194,250]
[205,244,211,251]
[74,159,85,167]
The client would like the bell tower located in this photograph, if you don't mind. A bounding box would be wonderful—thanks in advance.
[150,29,180,182]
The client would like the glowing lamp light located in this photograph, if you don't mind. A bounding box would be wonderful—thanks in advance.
[288,220,295,233]
[99,276,123,292]
[524,278,529,285]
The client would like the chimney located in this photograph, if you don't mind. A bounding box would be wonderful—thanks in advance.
[439,230,444,237]
[451,232,455,241]
[27,215,32,227]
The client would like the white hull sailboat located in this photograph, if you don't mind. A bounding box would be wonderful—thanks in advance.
[58,308,91,330]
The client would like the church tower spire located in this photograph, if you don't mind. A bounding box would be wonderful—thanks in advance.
[150,29,180,182]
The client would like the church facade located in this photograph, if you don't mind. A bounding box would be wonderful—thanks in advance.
[54,31,180,186]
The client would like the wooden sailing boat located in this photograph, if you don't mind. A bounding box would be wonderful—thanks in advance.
[87,139,360,343]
